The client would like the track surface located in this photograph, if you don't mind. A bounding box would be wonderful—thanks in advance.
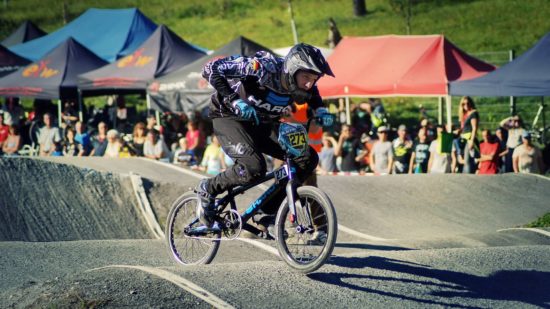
[1,157,549,308]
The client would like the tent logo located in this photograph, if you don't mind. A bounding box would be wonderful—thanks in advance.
[118,48,153,68]
[22,60,59,78]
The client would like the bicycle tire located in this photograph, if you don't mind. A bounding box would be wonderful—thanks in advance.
[275,186,337,274]
[165,191,221,265]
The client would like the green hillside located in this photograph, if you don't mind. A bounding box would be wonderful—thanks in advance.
[1,0,549,133]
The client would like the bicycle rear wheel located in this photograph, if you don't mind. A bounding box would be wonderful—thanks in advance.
[275,186,337,274]
[165,191,221,265]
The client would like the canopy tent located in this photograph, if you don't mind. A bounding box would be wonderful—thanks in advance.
[1,21,47,47]
[317,35,495,126]
[0,38,108,121]
[78,25,206,96]
[0,44,31,77]
[449,32,550,97]
[9,8,157,62]
[147,36,273,113]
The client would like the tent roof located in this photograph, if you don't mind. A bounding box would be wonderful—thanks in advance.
[0,37,108,100]
[9,8,157,62]
[1,21,47,47]
[317,35,495,98]
[148,35,272,94]
[78,25,206,95]
[0,44,31,78]
[450,32,550,97]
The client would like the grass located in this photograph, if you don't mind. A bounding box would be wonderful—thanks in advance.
[525,213,550,228]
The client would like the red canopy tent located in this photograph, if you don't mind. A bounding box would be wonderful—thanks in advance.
[317,35,495,126]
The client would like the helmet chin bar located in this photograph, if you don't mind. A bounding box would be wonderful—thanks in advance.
[289,83,312,104]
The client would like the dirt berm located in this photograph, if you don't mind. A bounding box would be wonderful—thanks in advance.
[0,158,153,241]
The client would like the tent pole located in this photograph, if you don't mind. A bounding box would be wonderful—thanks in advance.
[445,95,452,132]
[509,49,516,116]
[438,97,443,125]
[345,96,351,125]
[146,93,151,117]
[77,89,83,122]
[57,99,62,126]
[542,97,546,145]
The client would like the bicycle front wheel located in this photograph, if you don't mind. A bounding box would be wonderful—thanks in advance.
[165,191,221,265]
[275,186,337,274]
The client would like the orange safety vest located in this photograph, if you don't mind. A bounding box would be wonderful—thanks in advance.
[289,103,323,153]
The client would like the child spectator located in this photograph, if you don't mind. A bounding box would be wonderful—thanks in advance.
[391,124,413,174]
[478,129,499,174]
[144,129,171,162]
[2,125,21,156]
[197,135,226,175]
[0,113,8,154]
[74,121,91,155]
[173,137,195,166]
[185,120,206,164]
[63,126,84,157]
[104,129,122,158]
[428,125,452,173]
[409,127,430,173]
[38,113,62,157]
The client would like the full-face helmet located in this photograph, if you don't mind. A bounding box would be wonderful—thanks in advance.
[284,43,334,103]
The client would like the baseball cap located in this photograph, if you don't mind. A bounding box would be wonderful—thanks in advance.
[398,124,407,131]
[377,125,388,133]
[522,131,532,139]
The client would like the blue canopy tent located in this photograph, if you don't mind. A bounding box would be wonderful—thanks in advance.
[450,31,550,143]
[9,8,157,63]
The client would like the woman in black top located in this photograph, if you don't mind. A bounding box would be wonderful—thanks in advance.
[458,96,479,173]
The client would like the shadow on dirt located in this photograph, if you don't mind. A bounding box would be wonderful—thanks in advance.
[314,256,550,308]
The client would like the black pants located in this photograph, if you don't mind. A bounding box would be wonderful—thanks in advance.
[206,117,319,214]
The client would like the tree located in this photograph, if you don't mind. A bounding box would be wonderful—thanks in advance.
[353,0,367,17]
[389,0,417,35]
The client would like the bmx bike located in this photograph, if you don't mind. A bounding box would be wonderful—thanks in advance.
[165,117,337,274]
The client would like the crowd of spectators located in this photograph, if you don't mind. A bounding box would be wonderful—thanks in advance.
[0,96,547,176]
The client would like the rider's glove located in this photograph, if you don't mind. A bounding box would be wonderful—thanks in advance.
[232,99,260,125]
[315,107,334,127]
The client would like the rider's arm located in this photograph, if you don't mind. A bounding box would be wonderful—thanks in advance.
[202,55,264,109]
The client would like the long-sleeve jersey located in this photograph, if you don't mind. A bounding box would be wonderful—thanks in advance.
[201,51,323,121]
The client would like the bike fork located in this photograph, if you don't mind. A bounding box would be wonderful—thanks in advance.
[285,177,314,229]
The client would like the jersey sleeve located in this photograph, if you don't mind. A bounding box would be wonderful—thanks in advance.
[202,55,263,104]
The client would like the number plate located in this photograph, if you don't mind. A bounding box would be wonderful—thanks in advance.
[274,166,289,182]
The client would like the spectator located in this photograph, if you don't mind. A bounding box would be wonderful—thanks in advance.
[500,115,525,173]
[116,96,128,133]
[146,113,163,136]
[478,129,500,174]
[409,127,430,174]
[128,122,147,157]
[359,132,374,172]
[369,126,393,175]
[74,121,91,155]
[419,118,436,144]
[326,17,342,48]
[334,124,364,173]
[89,122,108,157]
[451,129,466,174]
[351,102,371,137]
[185,120,206,164]
[428,125,452,174]
[391,124,413,174]
[2,125,21,156]
[173,137,195,166]
[103,129,122,158]
[513,131,545,174]
[458,96,479,174]
[365,98,386,133]
[495,127,508,173]
[0,113,8,153]
[197,135,227,175]
[62,126,84,157]
[317,132,338,174]
[2,98,24,127]
[61,100,78,129]
[38,113,62,157]
[143,128,171,162]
